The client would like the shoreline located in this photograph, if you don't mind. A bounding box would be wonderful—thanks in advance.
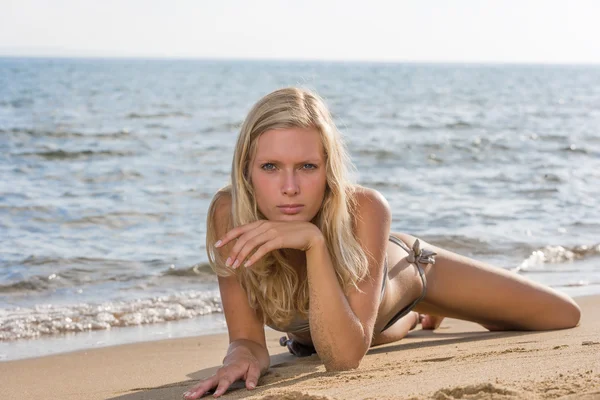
[0,312,228,362]
[2,286,598,363]
[1,295,599,400]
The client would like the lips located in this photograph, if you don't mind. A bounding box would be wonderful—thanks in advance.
[277,204,304,215]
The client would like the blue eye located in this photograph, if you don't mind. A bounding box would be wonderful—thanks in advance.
[261,163,276,171]
[302,164,317,170]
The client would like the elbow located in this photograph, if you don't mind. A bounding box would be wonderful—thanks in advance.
[324,357,362,372]
[322,347,366,371]
[318,325,371,371]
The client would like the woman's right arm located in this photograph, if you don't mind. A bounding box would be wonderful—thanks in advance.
[184,194,270,399]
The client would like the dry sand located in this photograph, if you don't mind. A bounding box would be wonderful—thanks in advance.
[1,296,598,400]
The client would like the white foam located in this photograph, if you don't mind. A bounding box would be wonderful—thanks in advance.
[0,290,222,341]
[516,244,600,271]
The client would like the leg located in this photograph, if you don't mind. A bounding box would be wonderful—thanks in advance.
[391,233,581,330]
[372,311,420,346]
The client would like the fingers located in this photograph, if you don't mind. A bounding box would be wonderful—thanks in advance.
[226,224,272,268]
[222,223,276,269]
[182,374,237,399]
[183,360,260,399]
[183,375,218,399]
[233,228,281,268]
[215,220,314,269]
[215,220,264,248]
[213,376,235,397]
[244,362,261,390]
[244,239,281,268]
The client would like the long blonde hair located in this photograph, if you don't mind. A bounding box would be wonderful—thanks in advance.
[206,87,369,327]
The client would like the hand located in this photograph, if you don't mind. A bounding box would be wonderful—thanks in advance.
[215,220,323,269]
[183,350,261,399]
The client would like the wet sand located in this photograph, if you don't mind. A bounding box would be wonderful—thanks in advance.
[1,296,598,400]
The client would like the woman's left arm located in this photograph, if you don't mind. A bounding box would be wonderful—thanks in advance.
[216,188,391,371]
[306,188,391,370]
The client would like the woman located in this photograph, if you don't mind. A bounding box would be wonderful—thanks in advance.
[183,87,580,399]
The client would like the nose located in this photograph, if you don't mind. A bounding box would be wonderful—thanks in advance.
[281,170,299,196]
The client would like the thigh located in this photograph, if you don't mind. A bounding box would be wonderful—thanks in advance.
[391,232,581,330]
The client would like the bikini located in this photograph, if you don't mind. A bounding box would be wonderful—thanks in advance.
[275,235,437,357]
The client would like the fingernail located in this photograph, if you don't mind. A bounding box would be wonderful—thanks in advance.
[232,259,239,268]
[248,382,256,389]
[215,240,222,247]
[244,260,251,268]
[183,392,191,398]
[225,257,232,267]
[214,389,223,397]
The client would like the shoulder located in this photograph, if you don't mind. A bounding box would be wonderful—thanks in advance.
[206,187,234,274]
[208,186,233,234]
[351,185,391,223]
[211,187,232,217]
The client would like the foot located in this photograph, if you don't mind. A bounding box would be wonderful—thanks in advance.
[409,311,420,331]
[420,314,445,330]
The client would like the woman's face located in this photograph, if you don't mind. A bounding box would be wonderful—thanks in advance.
[249,127,327,222]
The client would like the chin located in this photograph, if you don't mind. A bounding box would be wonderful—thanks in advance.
[265,211,311,222]
[276,214,308,222]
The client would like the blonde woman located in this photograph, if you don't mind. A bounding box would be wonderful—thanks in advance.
[183,87,580,399]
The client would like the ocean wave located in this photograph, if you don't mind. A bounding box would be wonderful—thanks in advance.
[515,243,600,272]
[354,148,398,160]
[16,149,134,160]
[514,188,560,196]
[1,257,216,295]
[445,121,473,129]
[454,139,513,152]
[0,275,58,293]
[0,205,54,213]
[20,255,127,267]
[126,111,192,119]
[0,98,34,108]
[0,128,132,139]
[559,280,597,287]
[542,173,563,183]
[81,169,144,183]
[359,179,410,191]
[162,262,214,278]
[26,211,167,228]
[536,134,568,142]
[63,211,167,228]
[0,257,164,294]
[424,235,533,257]
[0,290,222,341]
[144,123,170,129]
[0,270,142,295]
[199,121,244,134]
[561,144,590,154]
[406,123,427,130]
[403,121,475,130]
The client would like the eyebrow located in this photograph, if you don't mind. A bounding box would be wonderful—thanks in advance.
[254,158,323,163]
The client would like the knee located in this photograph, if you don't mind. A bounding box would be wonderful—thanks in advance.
[553,298,581,329]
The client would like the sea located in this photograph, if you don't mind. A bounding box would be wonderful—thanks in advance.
[1,57,599,361]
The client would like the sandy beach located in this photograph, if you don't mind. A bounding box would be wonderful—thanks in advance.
[1,295,598,400]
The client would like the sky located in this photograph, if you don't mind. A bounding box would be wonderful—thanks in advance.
[1,0,599,64]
